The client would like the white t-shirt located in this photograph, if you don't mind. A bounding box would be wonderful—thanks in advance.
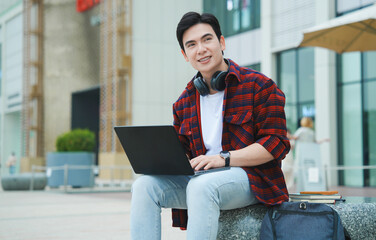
[200,91,225,156]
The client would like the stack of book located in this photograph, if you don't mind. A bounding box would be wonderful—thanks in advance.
[289,191,344,204]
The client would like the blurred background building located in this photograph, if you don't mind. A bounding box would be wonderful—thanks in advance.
[0,0,375,189]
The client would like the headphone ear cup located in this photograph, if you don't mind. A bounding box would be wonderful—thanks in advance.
[210,71,227,91]
[193,76,210,96]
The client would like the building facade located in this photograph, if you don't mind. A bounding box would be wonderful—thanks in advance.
[202,0,376,188]
[132,0,376,188]
[0,0,375,189]
[0,0,23,176]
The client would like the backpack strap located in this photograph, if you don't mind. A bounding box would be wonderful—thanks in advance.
[344,227,351,240]
[333,208,351,240]
[333,209,339,240]
[268,207,277,240]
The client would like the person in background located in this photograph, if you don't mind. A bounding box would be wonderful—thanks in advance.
[291,117,329,191]
[6,152,17,175]
[292,117,314,142]
[291,117,330,144]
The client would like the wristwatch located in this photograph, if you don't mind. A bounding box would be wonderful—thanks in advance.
[220,151,231,167]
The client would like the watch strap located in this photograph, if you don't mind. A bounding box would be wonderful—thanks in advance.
[225,157,230,167]
[220,151,231,167]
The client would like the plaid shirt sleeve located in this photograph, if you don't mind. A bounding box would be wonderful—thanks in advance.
[253,78,290,162]
[239,75,290,206]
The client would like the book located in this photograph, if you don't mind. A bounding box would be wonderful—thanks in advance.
[300,191,338,195]
[289,191,343,204]
[289,193,342,200]
[289,198,337,204]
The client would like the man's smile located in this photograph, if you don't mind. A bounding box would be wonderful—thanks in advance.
[198,56,211,63]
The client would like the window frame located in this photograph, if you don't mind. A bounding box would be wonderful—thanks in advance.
[276,48,315,133]
[337,51,376,187]
[204,0,260,37]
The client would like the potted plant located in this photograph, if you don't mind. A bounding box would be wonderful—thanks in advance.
[46,129,96,188]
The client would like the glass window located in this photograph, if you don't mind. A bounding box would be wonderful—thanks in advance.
[253,0,260,29]
[247,63,261,72]
[338,51,376,187]
[0,26,2,96]
[226,0,240,36]
[340,83,364,186]
[337,0,362,14]
[241,0,251,29]
[336,0,374,16]
[279,50,297,104]
[365,81,376,186]
[204,0,226,33]
[285,105,298,133]
[299,103,315,120]
[204,0,260,37]
[277,48,315,132]
[298,48,315,102]
[0,43,2,96]
[364,51,376,80]
[340,52,361,83]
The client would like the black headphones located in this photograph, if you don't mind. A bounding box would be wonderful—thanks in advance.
[193,59,229,96]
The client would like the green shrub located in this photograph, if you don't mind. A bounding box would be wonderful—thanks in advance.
[56,129,95,152]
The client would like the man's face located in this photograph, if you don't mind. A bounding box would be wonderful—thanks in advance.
[181,23,226,77]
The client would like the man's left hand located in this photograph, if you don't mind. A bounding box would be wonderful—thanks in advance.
[190,154,225,171]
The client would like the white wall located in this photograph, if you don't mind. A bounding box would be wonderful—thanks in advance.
[3,12,23,113]
[314,0,337,187]
[271,0,316,51]
[132,0,202,125]
[0,2,23,175]
[260,0,274,77]
[225,29,262,67]
[0,1,21,14]
[43,0,100,153]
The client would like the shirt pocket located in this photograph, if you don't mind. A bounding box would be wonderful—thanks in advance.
[224,111,254,148]
[224,111,253,125]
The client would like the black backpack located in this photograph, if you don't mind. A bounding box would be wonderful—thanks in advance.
[260,202,349,240]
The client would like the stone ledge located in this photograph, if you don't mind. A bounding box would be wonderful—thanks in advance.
[1,173,47,191]
[218,201,376,240]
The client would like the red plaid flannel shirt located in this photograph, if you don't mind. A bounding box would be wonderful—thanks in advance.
[172,59,290,228]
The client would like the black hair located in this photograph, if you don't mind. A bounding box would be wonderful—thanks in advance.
[176,12,222,52]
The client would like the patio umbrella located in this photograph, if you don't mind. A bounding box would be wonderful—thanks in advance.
[299,4,376,53]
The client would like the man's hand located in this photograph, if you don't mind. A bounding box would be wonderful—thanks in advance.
[190,154,225,171]
[189,143,275,170]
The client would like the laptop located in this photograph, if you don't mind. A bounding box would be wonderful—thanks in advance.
[114,125,230,175]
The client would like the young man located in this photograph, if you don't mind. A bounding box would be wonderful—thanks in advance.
[130,12,290,240]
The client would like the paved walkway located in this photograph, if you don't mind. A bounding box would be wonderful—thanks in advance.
[1,184,376,240]
[0,190,186,240]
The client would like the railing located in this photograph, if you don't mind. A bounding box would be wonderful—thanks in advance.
[325,165,376,170]
[324,165,376,188]
[28,164,376,193]
[30,164,134,193]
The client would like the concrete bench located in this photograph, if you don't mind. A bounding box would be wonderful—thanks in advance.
[1,173,47,191]
[217,199,376,240]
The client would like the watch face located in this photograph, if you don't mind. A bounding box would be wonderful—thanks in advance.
[220,151,230,167]
[220,151,230,159]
